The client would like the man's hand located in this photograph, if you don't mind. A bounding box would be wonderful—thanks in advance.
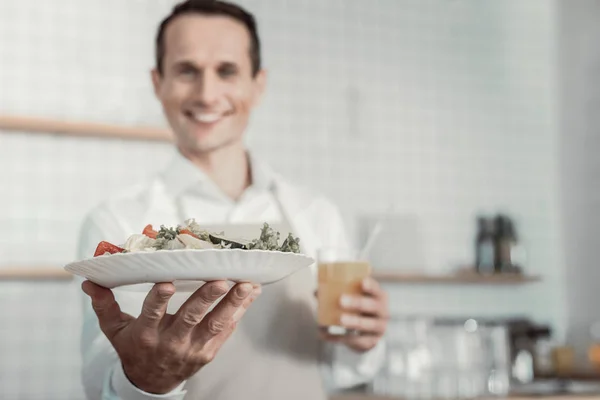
[82,280,260,394]
[320,277,389,352]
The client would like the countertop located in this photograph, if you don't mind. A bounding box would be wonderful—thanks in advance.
[329,378,600,399]
[330,395,600,399]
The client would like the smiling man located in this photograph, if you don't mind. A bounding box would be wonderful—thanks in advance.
[77,1,389,399]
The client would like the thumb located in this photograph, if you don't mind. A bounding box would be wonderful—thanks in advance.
[82,280,132,340]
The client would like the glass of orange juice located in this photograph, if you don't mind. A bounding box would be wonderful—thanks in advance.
[317,247,371,336]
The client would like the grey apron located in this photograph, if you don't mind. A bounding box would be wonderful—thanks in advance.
[176,218,327,400]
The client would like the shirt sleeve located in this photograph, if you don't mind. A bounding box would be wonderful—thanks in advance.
[77,210,187,400]
[320,339,386,392]
[109,363,187,400]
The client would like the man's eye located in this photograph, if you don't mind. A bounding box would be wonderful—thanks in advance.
[218,66,237,78]
[179,67,197,78]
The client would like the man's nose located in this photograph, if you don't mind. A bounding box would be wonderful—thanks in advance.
[193,72,220,105]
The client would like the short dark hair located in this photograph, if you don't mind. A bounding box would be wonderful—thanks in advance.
[155,0,262,77]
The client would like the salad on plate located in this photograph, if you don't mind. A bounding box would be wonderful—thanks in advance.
[93,219,302,258]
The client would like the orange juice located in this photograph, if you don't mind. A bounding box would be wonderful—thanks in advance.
[317,261,371,333]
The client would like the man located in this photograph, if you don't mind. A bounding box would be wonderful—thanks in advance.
[77,1,389,399]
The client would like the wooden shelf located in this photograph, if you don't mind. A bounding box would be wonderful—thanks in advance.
[538,371,600,382]
[0,114,172,142]
[0,267,73,282]
[372,270,541,285]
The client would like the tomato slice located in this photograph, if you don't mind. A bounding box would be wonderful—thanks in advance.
[94,241,125,257]
[142,224,158,239]
[179,228,198,239]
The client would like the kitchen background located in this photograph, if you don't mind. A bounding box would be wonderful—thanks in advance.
[0,0,598,399]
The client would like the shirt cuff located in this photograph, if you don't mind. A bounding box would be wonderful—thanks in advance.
[111,363,187,400]
[330,338,386,388]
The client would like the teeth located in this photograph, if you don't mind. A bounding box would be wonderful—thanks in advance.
[193,113,222,123]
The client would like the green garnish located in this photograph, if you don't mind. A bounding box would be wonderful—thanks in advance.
[156,225,180,240]
[152,220,301,253]
[248,223,280,251]
[246,223,300,253]
[279,233,301,253]
[153,225,181,250]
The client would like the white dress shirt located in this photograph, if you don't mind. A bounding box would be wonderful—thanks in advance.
[77,150,385,400]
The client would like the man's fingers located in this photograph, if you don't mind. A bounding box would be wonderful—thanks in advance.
[361,277,385,298]
[318,278,389,354]
[342,335,381,353]
[319,328,381,352]
[82,280,132,340]
[339,295,385,317]
[339,314,387,336]
[138,283,175,330]
[168,281,229,341]
[194,282,254,345]
[232,284,261,321]
[204,282,257,352]
[319,330,380,352]
[204,284,261,352]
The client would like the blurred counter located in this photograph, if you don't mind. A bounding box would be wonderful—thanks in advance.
[330,396,600,399]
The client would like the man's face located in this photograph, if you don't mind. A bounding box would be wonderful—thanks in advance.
[152,15,265,155]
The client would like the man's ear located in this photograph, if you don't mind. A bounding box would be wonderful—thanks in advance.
[252,69,268,107]
[151,68,162,97]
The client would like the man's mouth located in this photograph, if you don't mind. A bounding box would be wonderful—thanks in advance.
[185,111,230,124]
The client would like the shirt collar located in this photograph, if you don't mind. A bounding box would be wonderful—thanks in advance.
[158,149,277,200]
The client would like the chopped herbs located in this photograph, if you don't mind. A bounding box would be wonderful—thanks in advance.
[153,225,181,250]
[156,225,180,240]
[150,220,301,253]
[279,233,301,253]
[248,223,280,251]
[245,223,300,253]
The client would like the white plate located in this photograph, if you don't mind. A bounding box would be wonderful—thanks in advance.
[64,248,315,292]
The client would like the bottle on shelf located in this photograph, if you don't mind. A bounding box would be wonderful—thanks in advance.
[494,214,522,274]
[475,216,496,275]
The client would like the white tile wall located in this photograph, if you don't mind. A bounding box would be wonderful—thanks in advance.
[558,0,600,366]
[0,0,563,398]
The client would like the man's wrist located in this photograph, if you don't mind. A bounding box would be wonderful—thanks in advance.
[112,363,187,399]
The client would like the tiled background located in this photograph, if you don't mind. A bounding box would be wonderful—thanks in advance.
[558,0,600,361]
[0,0,568,398]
